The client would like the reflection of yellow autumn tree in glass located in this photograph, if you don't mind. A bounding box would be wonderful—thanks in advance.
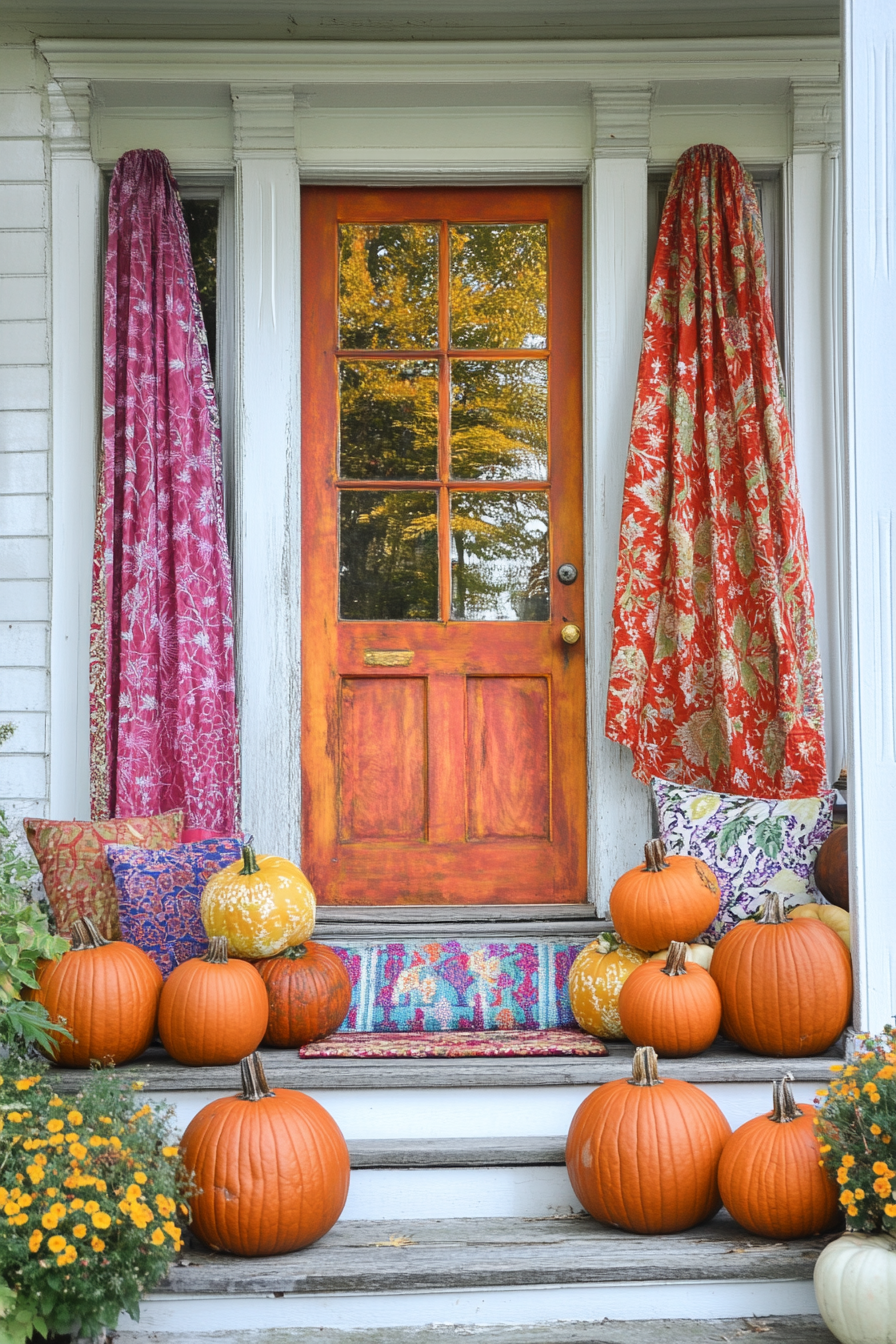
[339,361,438,480]
[451,492,549,621]
[451,360,547,480]
[450,224,547,349]
[339,225,439,349]
[340,491,438,620]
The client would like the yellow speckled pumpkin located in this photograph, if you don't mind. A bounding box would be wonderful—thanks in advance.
[201,844,316,960]
[789,902,851,950]
[568,932,649,1040]
[649,942,714,971]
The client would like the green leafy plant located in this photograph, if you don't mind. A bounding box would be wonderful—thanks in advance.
[0,1057,189,1340]
[815,1025,896,1233]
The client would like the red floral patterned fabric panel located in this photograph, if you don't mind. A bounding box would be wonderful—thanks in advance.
[606,144,827,798]
[23,811,183,940]
[89,150,239,831]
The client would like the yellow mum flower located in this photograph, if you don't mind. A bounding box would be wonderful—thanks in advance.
[108,1137,122,1151]
[131,1081,144,1091]
[95,1180,107,1193]
[64,1133,79,1143]
[843,1155,856,1168]
[837,1168,849,1184]
[72,1223,87,1238]
[90,1236,105,1252]
[14,1077,39,1091]
[98,1116,112,1124]
[83,1200,99,1214]
[46,1119,64,1134]
[872,1125,883,1136]
[47,1235,66,1253]
[28,1230,41,1253]
[66,1111,82,1125]
[26,1166,42,1185]
[91,1211,111,1230]
[847,1205,858,1217]
[162,1145,179,1158]
[126,1185,141,1201]
[50,1203,65,1218]
[886,1204,896,1218]
[877,1066,895,1080]
[162,1220,179,1238]
[134,1171,148,1184]
[855,1189,866,1200]
[3,1202,19,1217]
[819,1144,831,1154]
[885,1136,893,1144]
[10,1214,28,1226]
[151,1228,165,1246]
[70,1199,84,1210]
[69,1143,87,1161]
[840,1190,854,1205]
[41,1214,58,1230]
[830,1063,845,1071]
[88,1136,104,1147]
[48,1097,63,1108]
[57,1247,76,1267]
[48,1135,64,1148]
[18,1194,32,1209]
[873,1178,892,1198]
[844,1066,858,1077]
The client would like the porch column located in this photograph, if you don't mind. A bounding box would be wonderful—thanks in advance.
[587,87,653,912]
[231,86,302,860]
[47,79,101,818]
[842,0,896,1031]
[787,82,844,790]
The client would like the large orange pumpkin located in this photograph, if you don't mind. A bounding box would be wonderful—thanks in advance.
[718,1075,839,1238]
[180,1053,350,1256]
[618,940,722,1057]
[565,1045,731,1234]
[257,942,351,1048]
[609,840,720,952]
[158,937,269,1066]
[711,893,852,1057]
[567,933,649,1040]
[201,843,316,960]
[814,825,849,910]
[32,917,162,1067]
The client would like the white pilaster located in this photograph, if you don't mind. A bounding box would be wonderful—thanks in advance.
[842,0,896,1031]
[47,78,101,819]
[231,85,302,860]
[586,86,653,913]
[786,81,844,788]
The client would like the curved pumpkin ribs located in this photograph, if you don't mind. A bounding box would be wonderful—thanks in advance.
[157,936,269,1067]
[609,840,721,952]
[618,940,722,1058]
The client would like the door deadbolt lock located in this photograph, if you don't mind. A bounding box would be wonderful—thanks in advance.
[561,623,582,644]
[557,563,578,585]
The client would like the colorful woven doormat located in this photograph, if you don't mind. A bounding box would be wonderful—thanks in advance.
[299,1028,608,1059]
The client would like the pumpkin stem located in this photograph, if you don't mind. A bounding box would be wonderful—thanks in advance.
[239,1052,274,1102]
[70,917,110,950]
[661,941,690,977]
[643,839,669,873]
[595,932,622,955]
[770,1073,801,1124]
[279,944,308,961]
[204,937,229,965]
[758,893,790,925]
[629,1045,663,1087]
[239,843,261,876]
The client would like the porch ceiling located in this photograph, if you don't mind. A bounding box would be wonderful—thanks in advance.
[2,0,838,43]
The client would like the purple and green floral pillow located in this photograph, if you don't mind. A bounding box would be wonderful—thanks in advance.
[104,837,243,977]
[652,777,835,944]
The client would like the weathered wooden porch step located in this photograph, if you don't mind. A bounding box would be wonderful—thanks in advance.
[313,902,609,941]
[113,1317,836,1343]
[347,1135,566,1167]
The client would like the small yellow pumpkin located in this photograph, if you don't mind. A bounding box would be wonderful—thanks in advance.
[201,844,316,960]
[789,902,851,950]
[568,932,649,1040]
[649,942,714,971]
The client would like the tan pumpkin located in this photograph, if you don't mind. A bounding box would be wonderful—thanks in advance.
[648,942,714,971]
[618,940,722,1057]
[201,843,316,960]
[567,932,649,1040]
[609,839,720,952]
[789,902,851,950]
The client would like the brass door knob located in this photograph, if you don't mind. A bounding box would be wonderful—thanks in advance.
[561,623,581,644]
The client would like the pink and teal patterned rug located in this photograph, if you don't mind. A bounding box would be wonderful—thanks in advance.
[328,938,588,1033]
[300,1028,607,1058]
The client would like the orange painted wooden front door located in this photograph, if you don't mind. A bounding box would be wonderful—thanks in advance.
[301,187,585,904]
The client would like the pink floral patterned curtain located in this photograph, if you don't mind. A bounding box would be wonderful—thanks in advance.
[605,144,827,799]
[90,150,239,831]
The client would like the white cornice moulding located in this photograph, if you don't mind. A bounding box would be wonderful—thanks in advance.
[791,80,842,153]
[592,86,652,159]
[38,37,840,87]
[47,78,92,156]
[231,84,297,157]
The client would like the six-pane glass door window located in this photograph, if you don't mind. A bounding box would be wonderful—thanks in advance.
[337,221,549,621]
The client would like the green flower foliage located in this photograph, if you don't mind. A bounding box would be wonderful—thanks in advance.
[0,1057,190,1340]
[815,1025,896,1234]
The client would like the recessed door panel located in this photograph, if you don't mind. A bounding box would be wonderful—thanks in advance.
[302,186,585,904]
[339,677,427,842]
[467,677,550,840]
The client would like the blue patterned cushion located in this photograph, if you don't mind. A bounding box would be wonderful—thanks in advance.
[104,838,243,977]
[327,940,589,1032]
[653,777,835,944]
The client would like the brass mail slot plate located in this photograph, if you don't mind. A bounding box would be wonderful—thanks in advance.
[363,649,414,667]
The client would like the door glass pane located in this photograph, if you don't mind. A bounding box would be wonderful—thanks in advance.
[450,223,547,350]
[339,224,439,350]
[451,491,549,621]
[339,361,439,480]
[340,490,438,620]
[450,360,548,481]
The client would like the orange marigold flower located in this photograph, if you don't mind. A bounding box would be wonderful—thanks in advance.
[872,1125,883,1136]
[98,1116,112,1124]
[134,1171,148,1184]
[88,1136,104,1148]
[83,1200,99,1215]
[48,1097,63,1108]
[41,1215,58,1230]
[47,1235,66,1254]
[874,1178,892,1198]
[837,1168,849,1184]
[66,1111,82,1125]
[162,1146,179,1158]
[873,1162,890,1176]
[855,1189,866,1200]
[842,1155,856,1168]
[72,1223,87,1239]
[847,1205,859,1216]
[91,1236,105,1251]
[91,1211,111,1230]
[830,1063,845,1071]
[150,1228,165,1246]
[886,1204,896,1218]
[28,1230,41,1253]
[840,1190,853,1204]
[46,1119,64,1134]
[69,1144,87,1161]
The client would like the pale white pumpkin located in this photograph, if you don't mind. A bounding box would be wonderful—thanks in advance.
[648,942,714,971]
[814,1232,896,1344]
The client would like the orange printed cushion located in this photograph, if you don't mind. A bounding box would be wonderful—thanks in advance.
[23,812,184,940]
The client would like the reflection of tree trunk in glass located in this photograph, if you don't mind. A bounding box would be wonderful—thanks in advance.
[454,532,466,618]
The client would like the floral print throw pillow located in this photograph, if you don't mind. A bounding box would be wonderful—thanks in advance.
[653,778,836,944]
